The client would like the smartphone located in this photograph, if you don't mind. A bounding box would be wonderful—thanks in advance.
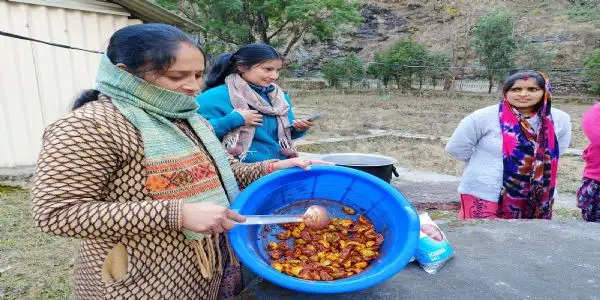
[306,113,321,122]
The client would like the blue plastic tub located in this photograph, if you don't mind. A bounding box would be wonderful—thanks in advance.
[228,165,420,294]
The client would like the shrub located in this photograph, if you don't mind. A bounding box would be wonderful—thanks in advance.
[584,49,600,96]
[321,54,365,88]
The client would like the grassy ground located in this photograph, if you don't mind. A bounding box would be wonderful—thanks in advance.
[0,185,76,299]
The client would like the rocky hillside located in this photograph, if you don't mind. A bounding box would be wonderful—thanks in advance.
[290,0,600,77]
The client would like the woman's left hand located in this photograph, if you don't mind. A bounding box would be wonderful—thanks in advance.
[272,157,333,171]
[291,119,312,131]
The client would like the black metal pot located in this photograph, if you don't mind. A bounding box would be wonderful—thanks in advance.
[320,153,399,183]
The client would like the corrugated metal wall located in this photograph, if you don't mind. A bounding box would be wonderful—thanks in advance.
[0,0,141,167]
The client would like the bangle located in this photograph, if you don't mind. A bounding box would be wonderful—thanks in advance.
[266,161,276,174]
[177,199,184,230]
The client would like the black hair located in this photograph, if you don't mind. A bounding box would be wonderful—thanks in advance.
[204,43,282,90]
[502,70,546,95]
[72,23,205,110]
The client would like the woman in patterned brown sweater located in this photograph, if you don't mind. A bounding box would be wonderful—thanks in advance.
[31,24,323,299]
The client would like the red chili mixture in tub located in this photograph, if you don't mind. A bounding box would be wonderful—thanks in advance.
[267,214,384,280]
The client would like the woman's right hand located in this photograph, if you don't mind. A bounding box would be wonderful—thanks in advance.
[181,202,245,234]
[239,109,263,126]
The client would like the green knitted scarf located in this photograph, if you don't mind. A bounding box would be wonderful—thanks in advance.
[95,54,239,240]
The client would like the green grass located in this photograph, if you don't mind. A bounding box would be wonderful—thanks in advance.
[0,185,22,194]
[552,206,584,221]
[0,185,76,299]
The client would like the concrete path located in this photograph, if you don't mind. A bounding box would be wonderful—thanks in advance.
[238,220,600,300]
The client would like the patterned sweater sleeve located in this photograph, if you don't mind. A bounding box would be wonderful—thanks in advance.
[31,116,182,241]
[228,155,277,189]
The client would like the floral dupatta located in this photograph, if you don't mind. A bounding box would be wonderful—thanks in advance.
[498,72,559,219]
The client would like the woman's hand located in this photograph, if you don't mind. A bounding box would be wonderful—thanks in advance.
[238,109,263,126]
[181,202,245,234]
[271,157,333,171]
[291,119,312,131]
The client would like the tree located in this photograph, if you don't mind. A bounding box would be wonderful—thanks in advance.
[321,59,345,88]
[471,11,518,93]
[321,54,365,88]
[367,53,393,88]
[584,49,600,96]
[367,39,428,90]
[340,54,365,88]
[156,0,362,57]
[387,39,428,90]
[426,52,452,89]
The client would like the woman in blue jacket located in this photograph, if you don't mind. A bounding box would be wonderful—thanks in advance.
[196,44,312,163]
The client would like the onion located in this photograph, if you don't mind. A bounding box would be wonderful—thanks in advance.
[302,205,329,229]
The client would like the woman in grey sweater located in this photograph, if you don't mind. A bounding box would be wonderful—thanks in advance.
[445,71,571,219]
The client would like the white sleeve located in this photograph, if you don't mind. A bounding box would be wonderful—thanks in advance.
[554,111,572,156]
[445,112,481,162]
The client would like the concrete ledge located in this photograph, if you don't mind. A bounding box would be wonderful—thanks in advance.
[0,166,35,187]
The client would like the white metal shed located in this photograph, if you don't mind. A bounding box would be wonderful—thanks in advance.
[0,0,201,168]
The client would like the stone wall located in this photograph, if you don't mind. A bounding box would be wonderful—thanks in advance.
[281,79,327,90]
[546,71,590,95]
